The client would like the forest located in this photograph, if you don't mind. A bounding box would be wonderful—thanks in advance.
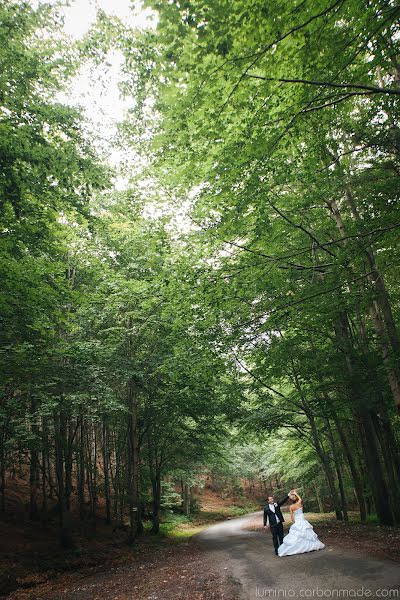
[0,0,400,592]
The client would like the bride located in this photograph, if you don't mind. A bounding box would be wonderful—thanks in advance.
[278,490,325,557]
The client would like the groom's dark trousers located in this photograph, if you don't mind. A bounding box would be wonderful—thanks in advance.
[263,495,289,555]
[271,522,284,554]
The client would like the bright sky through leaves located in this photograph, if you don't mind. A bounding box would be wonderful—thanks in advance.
[45,0,156,183]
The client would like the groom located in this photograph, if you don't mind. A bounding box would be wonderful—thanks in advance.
[263,491,291,555]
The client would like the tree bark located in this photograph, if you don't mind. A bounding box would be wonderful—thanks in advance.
[41,417,48,514]
[334,313,394,524]
[306,409,343,520]
[102,420,111,525]
[29,396,39,520]
[325,419,348,521]
[286,353,343,520]
[333,414,367,521]
[371,413,400,523]
[78,416,85,520]
[313,480,324,513]
[184,483,190,516]
[127,379,140,543]
[0,426,5,513]
[54,409,73,547]
[151,472,162,534]
[147,428,162,534]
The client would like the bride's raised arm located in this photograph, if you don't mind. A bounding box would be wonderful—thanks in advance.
[293,490,302,504]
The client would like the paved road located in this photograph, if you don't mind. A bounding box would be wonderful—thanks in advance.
[196,512,400,599]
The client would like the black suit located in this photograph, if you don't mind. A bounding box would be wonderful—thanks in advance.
[263,495,289,554]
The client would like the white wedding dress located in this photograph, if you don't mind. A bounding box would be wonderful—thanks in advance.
[278,508,325,557]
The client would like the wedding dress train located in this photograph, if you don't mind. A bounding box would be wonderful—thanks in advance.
[278,508,325,557]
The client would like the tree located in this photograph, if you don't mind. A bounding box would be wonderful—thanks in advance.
[118,0,400,524]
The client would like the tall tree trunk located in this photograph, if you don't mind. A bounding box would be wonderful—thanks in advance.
[286,352,343,520]
[184,483,190,516]
[47,450,53,500]
[380,414,400,483]
[313,480,324,513]
[111,437,121,529]
[86,425,97,522]
[180,478,184,512]
[93,426,98,521]
[78,416,85,520]
[54,409,73,547]
[333,414,367,521]
[41,417,48,514]
[0,426,5,513]
[334,312,394,524]
[102,420,111,525]
[368,298,400,412]
[64,418,74,512]
[127,379,140,543]
[306,408,343,520]
[29,396,39,520]
[112,434,125,529]
[147,429,161,534]
[359,409,393,524]
[371,413,400,523]
[151,472,161,534]
[325,419,348,521]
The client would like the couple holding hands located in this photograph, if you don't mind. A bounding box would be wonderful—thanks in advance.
[263,489,325,557]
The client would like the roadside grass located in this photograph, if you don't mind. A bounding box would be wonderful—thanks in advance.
[156,501,260,541]
[305,511,382,526]
[158,508,387,542]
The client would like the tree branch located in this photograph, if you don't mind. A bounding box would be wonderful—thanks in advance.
[218,0,346,112]
[300,91,375,113]
[233,269,376,331]
[232,351,287,399]
[245,74,400,96]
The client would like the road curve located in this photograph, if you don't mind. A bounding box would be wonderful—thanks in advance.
[196,511,400,599]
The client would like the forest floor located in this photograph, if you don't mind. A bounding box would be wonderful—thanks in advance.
[1,485,400,600]
[0,484,255,599]
[4,535,239,600]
